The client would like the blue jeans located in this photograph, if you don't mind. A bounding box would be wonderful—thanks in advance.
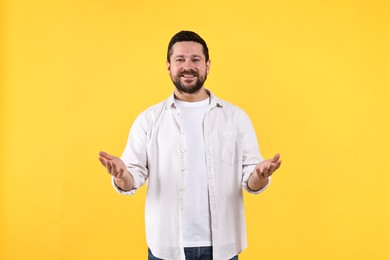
[148,247,238,260]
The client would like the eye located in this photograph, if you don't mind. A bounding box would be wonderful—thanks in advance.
[176,58,185,62]
[192,58,201,63]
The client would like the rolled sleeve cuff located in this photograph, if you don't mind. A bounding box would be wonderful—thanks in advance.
[242,164,271,194]
[111,176,137,196]
[245,176,271,194]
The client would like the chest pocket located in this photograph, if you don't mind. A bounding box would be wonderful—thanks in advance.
[218,131,239,164]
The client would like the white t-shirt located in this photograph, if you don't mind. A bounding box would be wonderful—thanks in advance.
[175,98,212,247]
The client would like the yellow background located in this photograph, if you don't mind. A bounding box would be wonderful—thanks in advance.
[1,0,389,259]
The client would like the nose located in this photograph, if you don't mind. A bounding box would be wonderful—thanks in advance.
[182,59,194,70]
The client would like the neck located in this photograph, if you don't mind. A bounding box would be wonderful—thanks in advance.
[174,88,209,102]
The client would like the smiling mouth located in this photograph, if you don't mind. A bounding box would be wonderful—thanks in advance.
[181,74,197,78]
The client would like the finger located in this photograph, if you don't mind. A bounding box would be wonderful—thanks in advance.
[274,161,282,171]
[263,163,271,178]
[106,161,112,174]
[117,168,124,178]
[112,163,118,176]
[98,157,107,167]
[270,161,282,176]
[256,167,264,178]
[255,167,261,177]
[271,153,280,163]
[268,164,276,175]
[99,151,114,160]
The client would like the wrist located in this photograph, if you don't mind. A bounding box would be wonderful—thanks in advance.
[248,172,269,191]
[114,176,133,191]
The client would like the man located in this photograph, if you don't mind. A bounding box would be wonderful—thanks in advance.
[99,31,282,260]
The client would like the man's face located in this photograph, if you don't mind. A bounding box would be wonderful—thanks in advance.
[167,41,210,94]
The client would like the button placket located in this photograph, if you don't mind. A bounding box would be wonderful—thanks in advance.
[172,107,187,242]
[203,108,219,253]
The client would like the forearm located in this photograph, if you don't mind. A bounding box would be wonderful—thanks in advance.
[247,171,269,191]
[114,171,134,191]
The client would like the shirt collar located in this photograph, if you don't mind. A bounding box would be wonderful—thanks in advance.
[166,89,223,109]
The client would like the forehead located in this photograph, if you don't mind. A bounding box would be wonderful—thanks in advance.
[170,41,205,58]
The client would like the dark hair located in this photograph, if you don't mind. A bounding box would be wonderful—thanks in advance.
[167,31,209,62]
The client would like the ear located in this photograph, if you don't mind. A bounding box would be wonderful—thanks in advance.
[206,59,211,74]
[166,60,171,74]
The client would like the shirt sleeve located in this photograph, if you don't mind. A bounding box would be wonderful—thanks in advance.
[239,111,271,194]
[113,113,149,196]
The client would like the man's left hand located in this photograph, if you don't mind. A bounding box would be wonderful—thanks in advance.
[255,153,282,179]
[248,153,282,191]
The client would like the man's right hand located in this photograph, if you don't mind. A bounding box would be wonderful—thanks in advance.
[99,151,134,191]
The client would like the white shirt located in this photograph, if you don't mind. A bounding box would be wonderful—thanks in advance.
[113,90,270,260]
[175,98,212,247]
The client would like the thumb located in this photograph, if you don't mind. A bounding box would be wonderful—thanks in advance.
[271,153,280,163]
[99,151,114,160]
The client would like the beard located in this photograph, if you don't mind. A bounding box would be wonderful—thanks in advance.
[171,70,207,94]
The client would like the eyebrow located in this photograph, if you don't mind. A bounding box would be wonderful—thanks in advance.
[174,55,203,59]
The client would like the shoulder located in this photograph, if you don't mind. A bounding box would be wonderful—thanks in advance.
[211,96,256,134]
[132,98,169,129]
[216,98,251,120]
[138,99,167,118]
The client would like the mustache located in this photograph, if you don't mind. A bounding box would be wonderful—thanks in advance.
[179,69,198,76]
